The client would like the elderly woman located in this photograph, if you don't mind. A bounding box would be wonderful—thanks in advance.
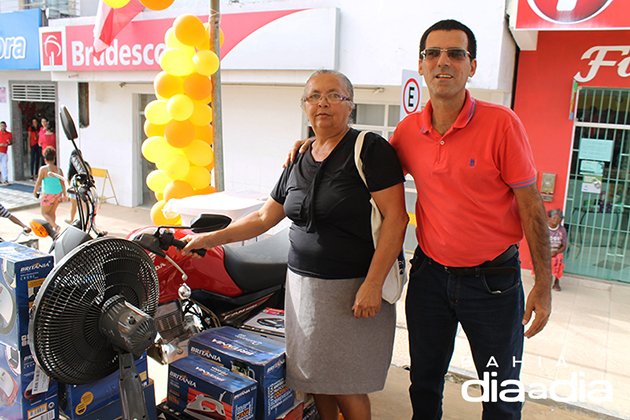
[182,69,408,420]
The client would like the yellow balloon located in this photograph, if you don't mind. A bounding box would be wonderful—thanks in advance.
[189,102,213,126]
[173,14,206,47]
[205,149,215,171]
[184,166,211,190]
[193,50,220,76]
[183,73,212,102]
[150,200,181,226]
[162,154,190,180]
[167,94,194,121]
[142,136,178,163]
[145,100,171,125]
[139,0,174,11]
[144,120,166,137]
[146,170,172,193]
[104,0,130,7]
[155,191,164,201]
[194,124,213,145]
[160,48,194,76]
[165,28,196,57]
[154,71,184,99]
[164,180,195,201]
[183,140,212,167]
[194,185,217,196]
[164,119,195,148]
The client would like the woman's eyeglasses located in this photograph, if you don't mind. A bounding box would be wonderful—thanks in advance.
[303,93,350,104]
[420,48,471,61]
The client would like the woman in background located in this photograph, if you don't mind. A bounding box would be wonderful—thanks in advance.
[33,147,66,232]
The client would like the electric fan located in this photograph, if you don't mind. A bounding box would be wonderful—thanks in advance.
[29,237,159,420]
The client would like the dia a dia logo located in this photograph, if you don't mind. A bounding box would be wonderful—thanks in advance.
[528,0,613,24]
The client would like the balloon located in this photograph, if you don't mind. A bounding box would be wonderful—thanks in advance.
[165,28,196,58]
[183,140,213,167]
[173,14,206,47]
[162,154,190,180]
[194,124,213,145]
[141,136,178,163]
[204,151,215,171]
[164,180,195,201]
[189,102,213,126]
[199,25,224,51]
[183,73,212,102]
[160,48,194,76]
[139,0,174,11]
[164,119,195,148]
[146,170,172,193]
[184,166,211,190]
[154,71,184,99]
[150,200,181,226]
[194,185,217,196]
[145,100,171,125]
[193,50,220,76]
[144,120,166,137]
[155,191,164,201]
[167,94,194,121]
[104,0,130,7]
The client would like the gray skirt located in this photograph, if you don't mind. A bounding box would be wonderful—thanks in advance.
[285,269,396,395]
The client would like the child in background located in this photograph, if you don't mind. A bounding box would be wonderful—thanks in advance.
[548,209,567,291]
[33,147,66,232]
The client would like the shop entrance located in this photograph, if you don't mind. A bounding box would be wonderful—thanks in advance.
[564,87,630,283]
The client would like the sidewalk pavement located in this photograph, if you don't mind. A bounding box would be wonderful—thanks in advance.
[2,189,629,419]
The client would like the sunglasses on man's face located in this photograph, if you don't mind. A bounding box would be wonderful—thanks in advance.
[420,48,470,61]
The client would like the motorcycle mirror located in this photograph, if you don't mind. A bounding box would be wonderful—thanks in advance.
[60,106,78,141]
[189,214,232,233]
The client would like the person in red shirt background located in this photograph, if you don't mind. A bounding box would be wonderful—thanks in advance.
[28,118,41,180]
[38,117,56,162]
[0,121,13,185]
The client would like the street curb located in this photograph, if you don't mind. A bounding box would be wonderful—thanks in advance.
[446,367,625,420]
[6,202,40,212]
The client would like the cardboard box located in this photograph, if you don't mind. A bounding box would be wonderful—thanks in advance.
[167,355,257,420]
[189,327,294,420]
[0,243,58,420]
[274,399,303,420]
[68,379,157,420]
[62,354,149,419]
[241,308,285,341]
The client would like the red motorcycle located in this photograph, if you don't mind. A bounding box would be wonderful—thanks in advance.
[128,214,288,364]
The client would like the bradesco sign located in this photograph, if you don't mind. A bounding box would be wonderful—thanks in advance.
[0,9,42,70]
[515,0,630,29]
[39,9,301,72]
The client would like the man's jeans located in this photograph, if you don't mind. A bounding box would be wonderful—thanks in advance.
[406,246,525,420]
[0,152,8,182]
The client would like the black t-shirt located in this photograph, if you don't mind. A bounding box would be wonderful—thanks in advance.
[271,128,405,279]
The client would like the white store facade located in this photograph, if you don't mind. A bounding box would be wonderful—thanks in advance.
[30,0,517,209]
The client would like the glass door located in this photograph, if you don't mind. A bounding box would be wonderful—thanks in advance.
[564,87,630,283]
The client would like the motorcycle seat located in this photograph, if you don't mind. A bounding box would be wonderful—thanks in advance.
[223,228,290,292]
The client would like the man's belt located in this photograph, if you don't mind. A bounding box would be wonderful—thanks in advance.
[427,245,518,277]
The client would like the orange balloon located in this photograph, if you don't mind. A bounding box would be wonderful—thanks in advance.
[194,185,217,196]
[164,180,195,201]
[189,102,213,126]
[165,28,195,57]
[183,73,212,101]
[139,0,174,11]
[155,191,164,201]
[194,124,213,145]
[164,119,195,148]
[204,155,215,172]
[150,200,181,226]
[144,120,166,137]
[154,72,184,99]
[173,14,206,47]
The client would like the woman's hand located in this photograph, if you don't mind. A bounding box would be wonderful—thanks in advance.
[181,232,218,257]
[282,138,313,168]
[352,280,382,319]
[551,250,557,257]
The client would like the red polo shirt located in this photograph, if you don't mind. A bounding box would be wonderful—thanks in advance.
[390,91,537,267]
[0,131,12,154]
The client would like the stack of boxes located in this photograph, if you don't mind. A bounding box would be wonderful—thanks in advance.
[0,242,58,420]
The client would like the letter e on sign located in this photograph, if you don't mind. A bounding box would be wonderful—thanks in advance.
[400,69,423,122]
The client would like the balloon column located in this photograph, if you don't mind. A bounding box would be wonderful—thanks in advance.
[142,14,223,225]
[104,0,175,10]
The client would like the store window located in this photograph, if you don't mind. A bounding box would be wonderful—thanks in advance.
[564,87,630,283]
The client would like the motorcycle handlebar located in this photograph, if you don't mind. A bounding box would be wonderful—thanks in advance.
[172,238,206,258]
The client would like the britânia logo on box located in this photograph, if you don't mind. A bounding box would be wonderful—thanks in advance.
[190,346,221,362]
[20,261,52,273]
[169,371,197,388]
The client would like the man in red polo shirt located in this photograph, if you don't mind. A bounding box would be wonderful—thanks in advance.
[0,121,13,185]
[389,20,551,420]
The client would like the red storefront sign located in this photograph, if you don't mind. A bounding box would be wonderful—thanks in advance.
[40,9,301,72]
[515,0,630,29]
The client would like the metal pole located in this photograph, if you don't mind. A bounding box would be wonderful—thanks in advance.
[210,0,224,191]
